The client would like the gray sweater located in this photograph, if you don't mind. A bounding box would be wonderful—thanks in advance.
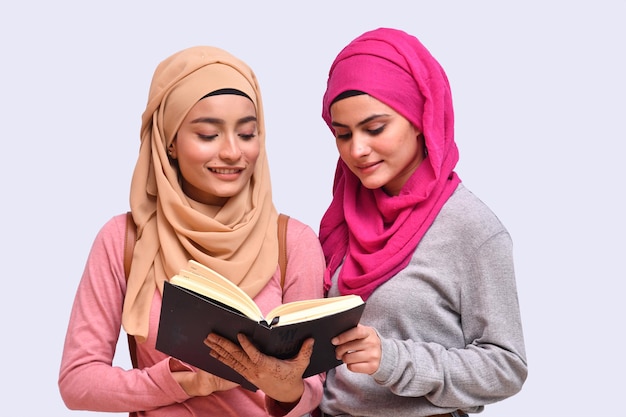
[320,184,527,416]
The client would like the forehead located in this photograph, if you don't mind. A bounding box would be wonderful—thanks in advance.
[330,94,398,123]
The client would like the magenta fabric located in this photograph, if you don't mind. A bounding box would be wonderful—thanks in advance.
[320,27,461,300]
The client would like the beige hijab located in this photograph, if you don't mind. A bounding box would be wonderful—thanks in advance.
[123,46,278,342]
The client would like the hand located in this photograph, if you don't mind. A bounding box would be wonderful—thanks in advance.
[204,332,314,403]
[332,324,381,374]
[169,358,239,397]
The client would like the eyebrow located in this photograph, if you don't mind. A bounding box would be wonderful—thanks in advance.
[190,115,257,126]
[331,113,389,128]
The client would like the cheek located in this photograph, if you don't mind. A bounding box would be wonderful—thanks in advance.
[243,141,261,165]
[179,142,212,165]
[402,133,421,159]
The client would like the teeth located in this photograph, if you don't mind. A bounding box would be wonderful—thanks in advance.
[211,168,240,174]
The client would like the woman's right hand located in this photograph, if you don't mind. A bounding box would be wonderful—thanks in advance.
[169,358,239,397]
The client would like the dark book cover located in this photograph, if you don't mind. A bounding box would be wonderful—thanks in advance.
[155,281,365,391]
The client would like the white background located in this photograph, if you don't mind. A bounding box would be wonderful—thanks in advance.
[1,1,624,416]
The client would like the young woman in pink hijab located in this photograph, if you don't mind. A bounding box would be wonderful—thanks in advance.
[59,46,324,416]
[318,28,527,417]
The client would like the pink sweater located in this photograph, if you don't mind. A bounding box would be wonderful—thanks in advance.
[59,213,325,416]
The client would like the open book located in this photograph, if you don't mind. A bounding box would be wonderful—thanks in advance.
[156,260,365,391]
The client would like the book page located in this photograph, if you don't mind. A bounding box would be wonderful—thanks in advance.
[171,260,263,321]
[176,269,245,306]
[267,295,364,326]
[171,260,364,327]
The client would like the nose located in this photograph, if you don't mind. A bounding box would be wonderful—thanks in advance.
[219,135,242,161]
[350,134,370,158]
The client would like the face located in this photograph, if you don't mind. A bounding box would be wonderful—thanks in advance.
[169,94,260,205]
[329,94,425,196]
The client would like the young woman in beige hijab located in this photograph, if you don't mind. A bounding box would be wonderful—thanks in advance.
[59,46,325,416]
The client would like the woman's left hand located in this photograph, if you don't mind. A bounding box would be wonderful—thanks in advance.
[204,332,314,403]
[331,324,382,375]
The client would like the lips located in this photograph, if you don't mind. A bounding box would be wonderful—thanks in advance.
[355,160,382,172]
[209,168,243,174]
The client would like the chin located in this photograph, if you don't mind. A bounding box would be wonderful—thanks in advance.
[359,178,386,190]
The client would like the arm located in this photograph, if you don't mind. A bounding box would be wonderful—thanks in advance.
[58,215,190,412]
[372,231,527,407]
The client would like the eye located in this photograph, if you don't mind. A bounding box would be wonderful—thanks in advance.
[198,133,218,141]
[334,128,352,140]
[366,125,385,136]
[239,133,257,140]
[237,120,258,140]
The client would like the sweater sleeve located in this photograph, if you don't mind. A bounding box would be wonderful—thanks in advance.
[58,214,190,412]
[372,230,527,408]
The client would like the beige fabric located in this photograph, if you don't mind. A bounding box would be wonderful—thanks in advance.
[123,46,278,341]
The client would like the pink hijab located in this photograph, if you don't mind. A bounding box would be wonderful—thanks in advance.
[320,28,461,300]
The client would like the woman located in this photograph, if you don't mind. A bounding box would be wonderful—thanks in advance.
[318,28,527,417]
[59,46,324,416]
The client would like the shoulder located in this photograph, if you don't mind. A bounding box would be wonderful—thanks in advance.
[283,215,320,243]
[80,213,130,290]
[282,214,324,262]
[434,184,510,244]
[95,213,129,243]
[87,213,130,264]
[280,215,325,297]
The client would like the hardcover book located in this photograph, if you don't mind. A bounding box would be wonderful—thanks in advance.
[156,260,365,391]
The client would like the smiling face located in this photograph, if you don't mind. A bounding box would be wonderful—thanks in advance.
[169,93,260,205]
[329,94,425,196]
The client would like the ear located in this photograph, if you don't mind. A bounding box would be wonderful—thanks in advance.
[168,142,177,159]
[416,132,428,157]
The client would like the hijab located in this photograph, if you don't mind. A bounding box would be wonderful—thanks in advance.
[123,46,278,341]
[320,28,461,300]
